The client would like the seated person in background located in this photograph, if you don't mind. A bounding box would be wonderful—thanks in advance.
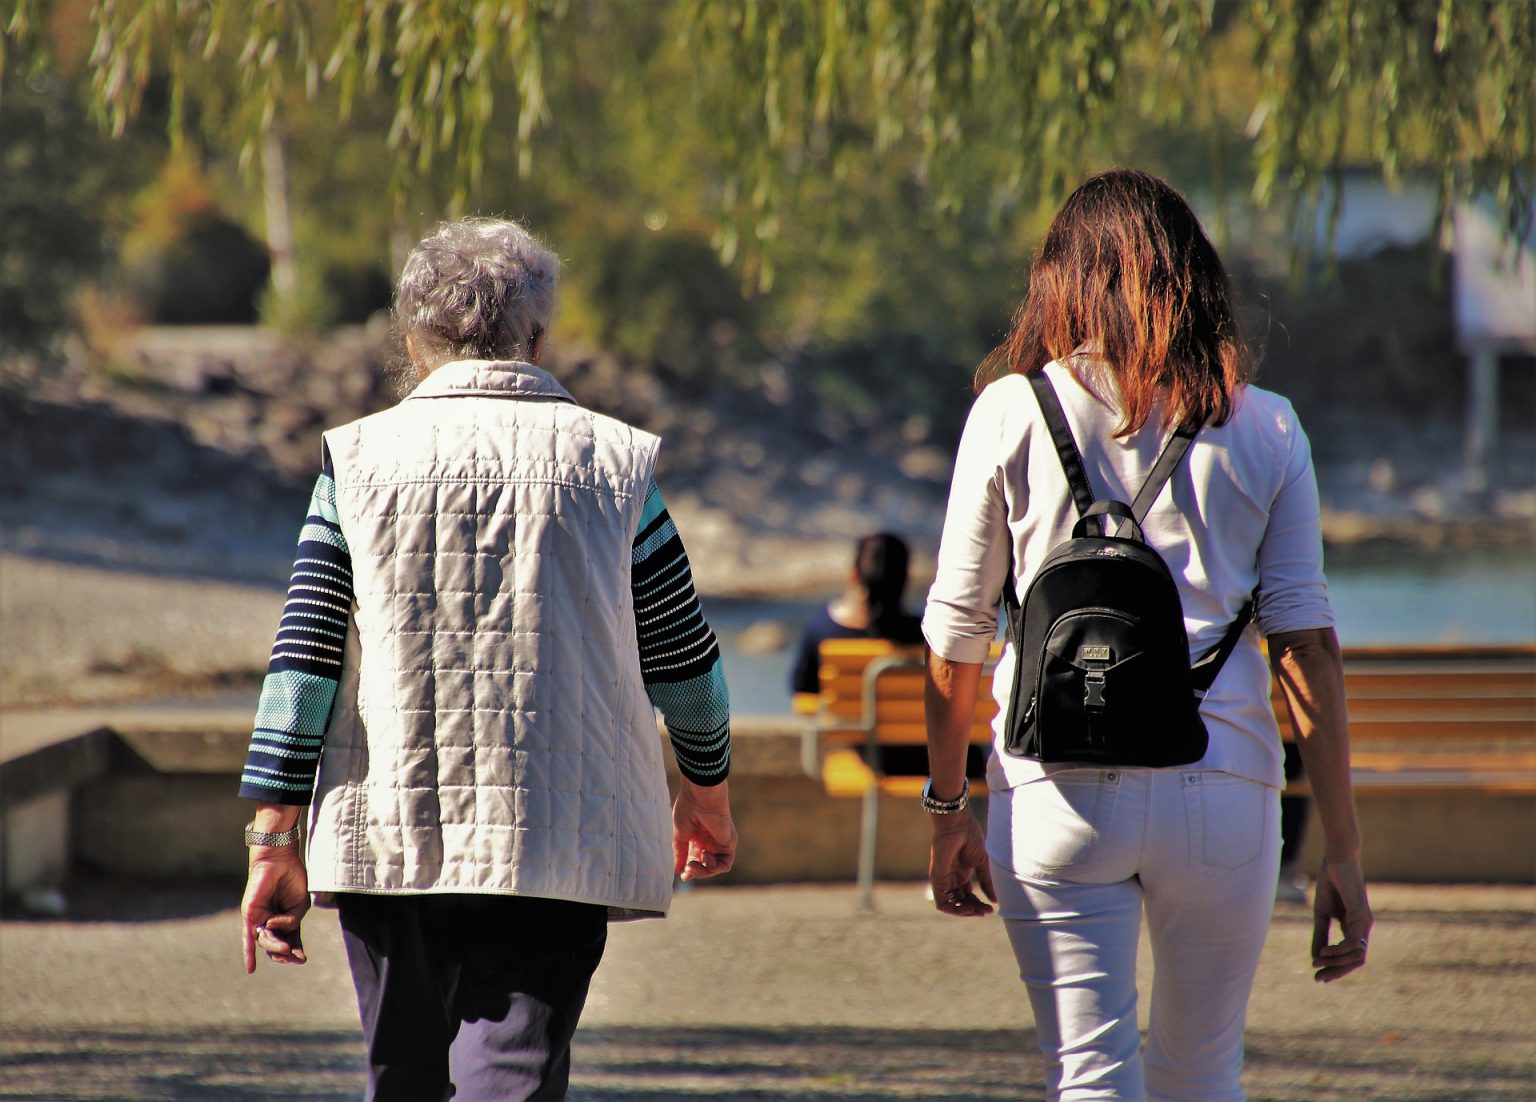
[791,531,924,697]
[792,533,982,776]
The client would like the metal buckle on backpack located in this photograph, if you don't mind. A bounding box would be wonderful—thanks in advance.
[1084,670,1108,709]
[1079,645,1112,711]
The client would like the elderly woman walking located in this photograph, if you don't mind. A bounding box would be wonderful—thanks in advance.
[237,218,737,1101]
[921,170,1371,1100]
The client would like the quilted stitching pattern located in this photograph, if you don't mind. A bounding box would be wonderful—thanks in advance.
[305,361,674,914]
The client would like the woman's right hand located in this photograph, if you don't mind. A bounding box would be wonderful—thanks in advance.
[929,813,996,917]
[1311,854,1372,983]
[241,845,311,972]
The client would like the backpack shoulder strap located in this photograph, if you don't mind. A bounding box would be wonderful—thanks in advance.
[1030,370,1206,532]
[1027,371,1096,519]
[1190,595,1256,694]
[1130,418,1202,524]
[1002,550,1021,644]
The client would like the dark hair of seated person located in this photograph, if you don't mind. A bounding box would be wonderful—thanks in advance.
[790,533,985,778]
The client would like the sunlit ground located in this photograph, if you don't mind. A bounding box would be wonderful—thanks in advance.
[0,881,1530,1101]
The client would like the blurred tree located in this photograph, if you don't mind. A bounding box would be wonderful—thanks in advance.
[682,0,1534,284]
[6,0,1525,279]
[1,0,1528,450]
[0,63,108,353]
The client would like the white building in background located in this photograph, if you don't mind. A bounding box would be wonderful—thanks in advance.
[1307,177,1440,257]
[1452,202,1536,493]
[1306,177,1534,494]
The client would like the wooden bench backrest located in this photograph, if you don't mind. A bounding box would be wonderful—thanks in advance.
[815,639,998,746]
[814,640,1535,748]
[1271,644,1536,744]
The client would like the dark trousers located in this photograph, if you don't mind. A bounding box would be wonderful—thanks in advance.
[1280,740,1309,867]
[336,892,608,1102]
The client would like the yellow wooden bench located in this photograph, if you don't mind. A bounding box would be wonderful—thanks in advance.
[801,639,1536,905]
[799,638,999,910]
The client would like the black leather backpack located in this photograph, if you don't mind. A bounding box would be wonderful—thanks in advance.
[1001,372,1253,766]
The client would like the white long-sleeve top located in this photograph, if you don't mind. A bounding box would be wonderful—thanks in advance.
[922,359,1336,790]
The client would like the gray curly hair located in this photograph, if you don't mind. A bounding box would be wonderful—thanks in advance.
[396,217,560,367]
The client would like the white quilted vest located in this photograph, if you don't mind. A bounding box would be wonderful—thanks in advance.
[304,359,673,916]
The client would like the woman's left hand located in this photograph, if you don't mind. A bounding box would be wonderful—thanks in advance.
[672,779,739,882]
[1311,854,1372,983]
[929,813,996,917]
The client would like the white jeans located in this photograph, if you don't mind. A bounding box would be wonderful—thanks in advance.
[987,768,1280,1102]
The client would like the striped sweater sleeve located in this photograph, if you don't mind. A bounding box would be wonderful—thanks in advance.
[238,462,353,805]
[633,479,732,786]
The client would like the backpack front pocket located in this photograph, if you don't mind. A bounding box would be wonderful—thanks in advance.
[1037,609,1147,760]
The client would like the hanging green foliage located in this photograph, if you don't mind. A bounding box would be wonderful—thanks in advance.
[4,0,1532,270]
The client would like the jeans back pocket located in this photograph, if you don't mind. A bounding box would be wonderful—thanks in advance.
[994,769,1122,879]
[1182,771,1270,870]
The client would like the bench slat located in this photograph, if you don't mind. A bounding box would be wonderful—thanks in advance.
[1275,717,1536,741]
[1320,673,1533,695]
[1284,697,1536,716]
[818,723,992,746]
[1349,748,1536,771]
[819,698,998,723]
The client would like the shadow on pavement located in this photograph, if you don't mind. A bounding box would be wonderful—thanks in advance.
[2,876,244,925]
[0,1029,364,1101]
[573,1024,1044,1100]
[570,1023,1536,1102]
[3,1022,1533,1101]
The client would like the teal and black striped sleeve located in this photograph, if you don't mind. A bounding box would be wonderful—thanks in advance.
[238,461,352,805]
[632,479,732,786]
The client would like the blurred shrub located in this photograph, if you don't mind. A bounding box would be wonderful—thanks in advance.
[795,333,976,446]
[0,67,108,354]
[258,265,338,336]
[323,263,393,325]
[576,228,763,387]
[71,285,144,374]
[121,156,271,325]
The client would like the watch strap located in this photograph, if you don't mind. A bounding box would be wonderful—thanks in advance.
[244,822,301,847]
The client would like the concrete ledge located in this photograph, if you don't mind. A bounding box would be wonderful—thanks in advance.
[3,711,1533,892]
[1296,789,1536,883]
[0,725,115,811]
[111,721,253,775]
[1,719,115,901]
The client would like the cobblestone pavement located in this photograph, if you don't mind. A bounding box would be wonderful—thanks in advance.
[1,880,1531,1100]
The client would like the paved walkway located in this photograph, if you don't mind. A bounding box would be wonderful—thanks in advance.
[1,880,1532,1100]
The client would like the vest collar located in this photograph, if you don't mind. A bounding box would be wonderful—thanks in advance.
[406,359,576,404]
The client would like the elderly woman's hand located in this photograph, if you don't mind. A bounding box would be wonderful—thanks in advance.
[673,779,738,882]
[929,813,996,917]
[241,846,311,972]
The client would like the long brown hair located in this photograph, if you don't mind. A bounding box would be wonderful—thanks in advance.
[977,169,1253,436]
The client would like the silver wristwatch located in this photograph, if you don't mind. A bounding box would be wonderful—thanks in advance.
[244,822,302,847]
